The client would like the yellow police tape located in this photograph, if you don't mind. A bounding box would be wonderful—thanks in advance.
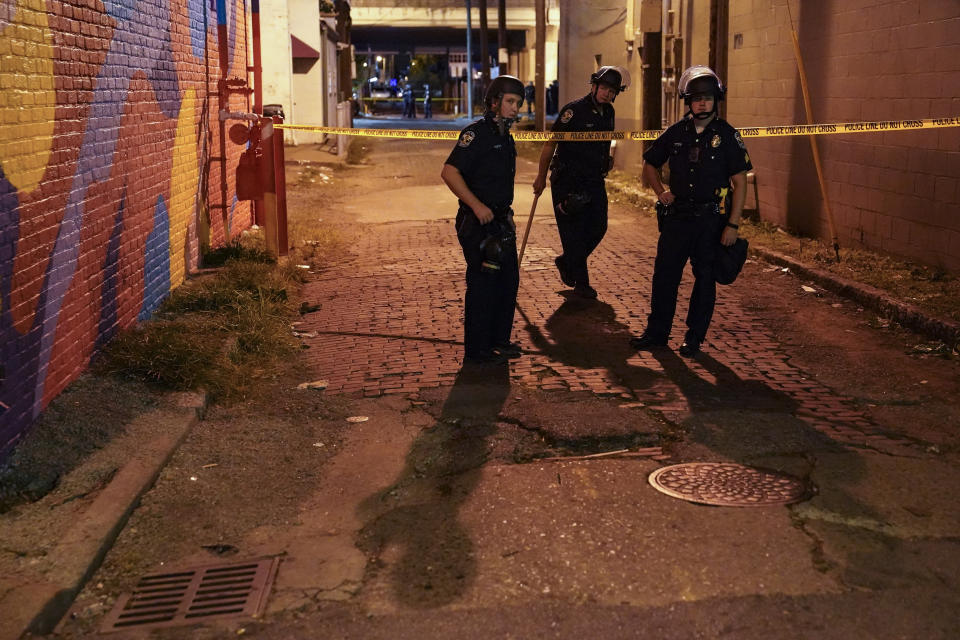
[276,117,960,141]
[360,97,458,102]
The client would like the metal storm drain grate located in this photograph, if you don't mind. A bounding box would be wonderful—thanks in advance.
[649,462,809,507]
[101,557,279,633]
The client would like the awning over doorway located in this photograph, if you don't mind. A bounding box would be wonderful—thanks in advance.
[291,34,320,59]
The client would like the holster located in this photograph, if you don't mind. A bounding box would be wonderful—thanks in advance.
[479,216,516,273]
[559,191,592,216]
[655,201,671,232]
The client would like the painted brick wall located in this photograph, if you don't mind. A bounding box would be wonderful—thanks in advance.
[1,0,253,456]
[727,0,960,269]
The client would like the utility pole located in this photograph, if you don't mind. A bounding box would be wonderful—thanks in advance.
[535,0,545,129]
[479,0,490,91]
[498,0,507,75]
[466,0,473,118]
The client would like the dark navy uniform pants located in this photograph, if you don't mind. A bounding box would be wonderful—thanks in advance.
[456,208,519,357]
[646,212,724,344]
[551,179,608,286]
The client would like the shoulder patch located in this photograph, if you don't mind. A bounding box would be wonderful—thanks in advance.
[734,131,746,150]
[560,109,574,124]
[458,131,476,148]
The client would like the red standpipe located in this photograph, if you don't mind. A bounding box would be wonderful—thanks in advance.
[272,115,288,256]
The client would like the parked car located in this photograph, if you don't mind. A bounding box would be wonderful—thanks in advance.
[361,84,401,115]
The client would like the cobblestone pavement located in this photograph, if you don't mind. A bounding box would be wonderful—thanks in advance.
[297,144,920,458]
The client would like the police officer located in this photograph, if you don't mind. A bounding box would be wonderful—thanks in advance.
[403,83,415,118]
[441,75,525,363]
[524,81,535,117]
[533,66,629,299]
[630,65,752,356]
[423,84,433,119]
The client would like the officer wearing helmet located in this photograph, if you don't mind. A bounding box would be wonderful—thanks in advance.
[423,84,433,119]
[441,75,525,363]
[631,65,752,357]
[403,83,415,118]
[533,65,628,299]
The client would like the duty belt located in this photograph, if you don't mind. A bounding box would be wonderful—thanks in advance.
[671,201,720,216]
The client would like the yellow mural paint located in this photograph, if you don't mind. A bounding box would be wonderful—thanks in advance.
[168,89,198,288]
[0,0,56,193]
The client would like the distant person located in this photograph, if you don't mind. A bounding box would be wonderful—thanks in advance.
[547,80,559,115]
[532,66,628,299]
[441,75,526,364]
[524,81,535,117]
[403,84,415,118]
[631,65,752,357]
[423,84,433,119]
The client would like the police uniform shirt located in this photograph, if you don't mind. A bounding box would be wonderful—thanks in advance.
[445,113,517,210]
[643,116,752,203]
[552,95,615,181]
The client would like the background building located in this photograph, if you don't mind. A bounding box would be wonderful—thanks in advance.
[260,0,352,144]
[557,0,960,270]
[350,0,560,116]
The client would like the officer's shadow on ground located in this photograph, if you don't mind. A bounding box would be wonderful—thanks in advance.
[526,298,921,590]
[522,297,661,392]
[526,298,885,529]
[649,347,841,459]
[647,345,959,591]
[355,360,510,608]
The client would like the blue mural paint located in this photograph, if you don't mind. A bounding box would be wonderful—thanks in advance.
[0,168,28,455]
[95,192,126,350]
[32,0,184,417]
[188,0,208,59]
[139,195,171,321]
[227,193,238,237]
[0,168,18,320]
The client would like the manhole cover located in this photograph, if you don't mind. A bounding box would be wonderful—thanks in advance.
[649,462,809,507]
[101,557,279,633]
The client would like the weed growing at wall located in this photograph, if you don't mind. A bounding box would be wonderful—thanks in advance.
[95,240,308,401]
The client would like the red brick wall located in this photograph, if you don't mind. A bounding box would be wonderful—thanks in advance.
[727,0,960,269]
[1,0,253,456]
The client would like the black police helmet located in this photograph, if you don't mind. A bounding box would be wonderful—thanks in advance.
[714,237,749,285]
[590,66,630,93]
[484,75,525,108]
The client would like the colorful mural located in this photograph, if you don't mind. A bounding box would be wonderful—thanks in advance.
[0,0,253,455]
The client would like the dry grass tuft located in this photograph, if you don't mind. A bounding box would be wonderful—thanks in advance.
[95,236,305,402]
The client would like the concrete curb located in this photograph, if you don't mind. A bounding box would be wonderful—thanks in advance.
[751,246,960,346]
[0,391,207,639]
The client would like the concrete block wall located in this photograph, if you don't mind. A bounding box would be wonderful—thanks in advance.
[1,0,253,456]
[727,0,960,269]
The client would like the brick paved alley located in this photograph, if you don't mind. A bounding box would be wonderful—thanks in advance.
[297,139,919,458]
[32,136,960,640]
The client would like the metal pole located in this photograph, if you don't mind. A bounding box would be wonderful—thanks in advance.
[251,0,262,114]
[786,1,840,261]
[466,0,473,118]
[259,118,278,257]
[272,115,288,256]
[480,0,490,91]
[498,0,507,74]
[535,0,545,130]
